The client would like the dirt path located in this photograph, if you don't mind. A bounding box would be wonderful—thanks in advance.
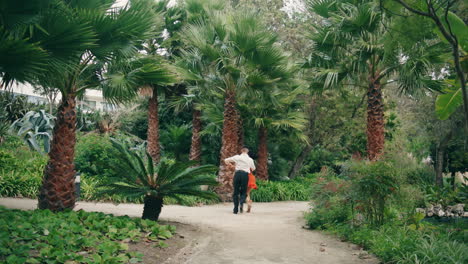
[0,198,378,264]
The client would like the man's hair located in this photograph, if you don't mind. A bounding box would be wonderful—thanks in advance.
[241,147,249,153]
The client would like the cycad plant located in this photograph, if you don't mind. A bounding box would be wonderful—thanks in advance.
[99,140,219,221]
[306,0,446,160]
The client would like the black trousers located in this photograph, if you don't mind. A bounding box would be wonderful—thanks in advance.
[233,170,249,211]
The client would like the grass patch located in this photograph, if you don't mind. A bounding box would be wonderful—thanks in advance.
[0,206,175,263]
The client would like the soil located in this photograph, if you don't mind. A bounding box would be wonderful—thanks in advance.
[129,222,202,264]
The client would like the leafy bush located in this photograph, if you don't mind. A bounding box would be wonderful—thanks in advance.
[0,136,47,198]
[0,92,31,122]
[306,155,467,264]
[306,175,351,229]
[0,206,175,263]
[0,171,41,198]
[119,109,148,139]
[346,161,400,226]
[250,175,315,202]
[75,132,121,179]
[423,184,466,206]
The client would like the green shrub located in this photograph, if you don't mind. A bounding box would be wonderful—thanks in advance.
[75,133,120,179]
[348,161,400,226]
[119,109,148,139]
[0,171,41,198]
[0,136,47,198]
[250,175,314,202]
[306,175,351,228]
[0,206,175,263]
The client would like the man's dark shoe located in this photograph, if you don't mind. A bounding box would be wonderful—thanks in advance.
[240,204,244,213]
[233,208,238,214]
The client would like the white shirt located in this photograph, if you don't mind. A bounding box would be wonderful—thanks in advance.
[225,153,256,173]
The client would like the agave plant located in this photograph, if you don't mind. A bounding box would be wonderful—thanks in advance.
[9,110,55,153]
[99,139,219,221]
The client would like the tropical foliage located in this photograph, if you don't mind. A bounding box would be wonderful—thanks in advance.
[0,1,467,263]
[97,140,219,220]
[0,206,175,263]
[9,110,55,153]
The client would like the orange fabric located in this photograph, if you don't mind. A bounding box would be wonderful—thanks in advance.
[248,172,258,190]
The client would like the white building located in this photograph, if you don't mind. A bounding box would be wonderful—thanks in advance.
[8,82,116,112]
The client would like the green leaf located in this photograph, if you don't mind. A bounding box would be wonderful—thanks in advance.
[129,257,142,263]
[435,11,468,52]
[435,87,463,120]
[119,243,129,251]
[157,241,169,248]
[158,230,173,240]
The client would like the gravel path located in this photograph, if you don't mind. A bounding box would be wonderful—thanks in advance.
[0,198,378,264]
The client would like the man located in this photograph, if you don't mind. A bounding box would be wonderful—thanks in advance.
[224,148,256,214]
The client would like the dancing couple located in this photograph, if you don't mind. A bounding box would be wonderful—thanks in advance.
[224,148,258,214]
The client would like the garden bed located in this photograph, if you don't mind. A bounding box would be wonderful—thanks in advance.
[0,206,199,264]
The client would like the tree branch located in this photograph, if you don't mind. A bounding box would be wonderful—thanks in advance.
[394,0,431,17]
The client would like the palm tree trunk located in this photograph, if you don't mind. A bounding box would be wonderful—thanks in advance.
[256,126,268,180]
[142,195,163,221]
[367,75,385,161]
[189,108,202,164]
[147,88,161,164]
[38,95,77,211]
[217,88,239,200]
[237,110,244,153]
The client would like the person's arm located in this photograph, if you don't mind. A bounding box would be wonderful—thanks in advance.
[224,155,238,165]
[250,159,256,171]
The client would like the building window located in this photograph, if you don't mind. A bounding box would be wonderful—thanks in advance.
[82,100,96,111]
[101,102,117,111]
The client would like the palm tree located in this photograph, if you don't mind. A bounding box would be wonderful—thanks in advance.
[181,7,295,197]
[306,0,445,160]
[103,56,178,164]
[98,139,219,221]
[169,0,228,164]
[0,0,53,86]
[243,85,307,180]
[0,0,160,211]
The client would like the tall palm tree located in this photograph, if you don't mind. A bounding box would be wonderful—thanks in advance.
[181,9,295,198]
[306,0,446,160]
[243,85,307,180]
[169,0,228,164]
[103,56,178,164]
[1,0,159,211]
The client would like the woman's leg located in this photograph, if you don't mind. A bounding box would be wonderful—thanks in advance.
[246,188,253,213]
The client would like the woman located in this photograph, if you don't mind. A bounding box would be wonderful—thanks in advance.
[246,169,258,213]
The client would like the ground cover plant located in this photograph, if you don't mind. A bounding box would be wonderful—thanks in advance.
[0,206,175,264]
